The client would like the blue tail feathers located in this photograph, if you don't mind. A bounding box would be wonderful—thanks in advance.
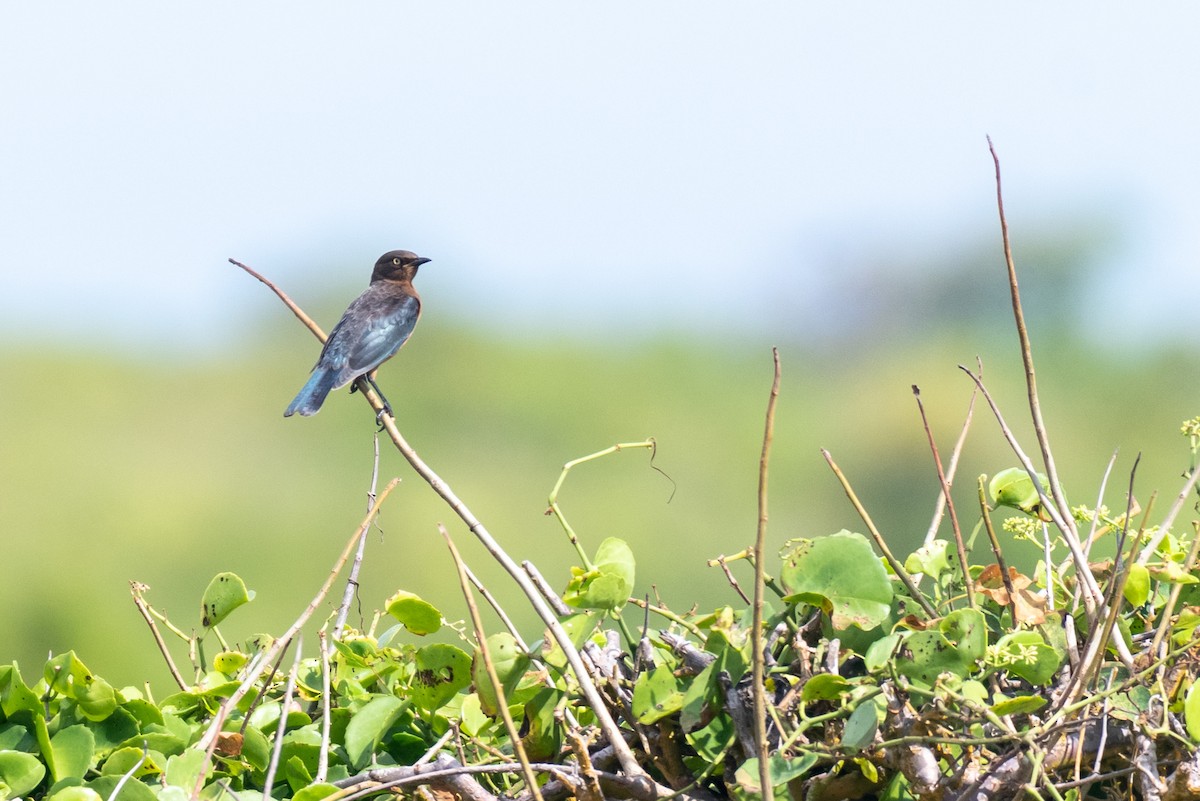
[284,369,339,417]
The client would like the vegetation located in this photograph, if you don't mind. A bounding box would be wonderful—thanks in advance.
[2,158,1199,800]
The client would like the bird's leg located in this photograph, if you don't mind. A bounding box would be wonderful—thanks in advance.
[356,374,394,425]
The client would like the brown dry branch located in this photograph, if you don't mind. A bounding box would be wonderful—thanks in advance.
[923,358,981,547]
[442,523,544,801]
[234,257,647,780]
[913,384,976,609]
[751,347,781,796]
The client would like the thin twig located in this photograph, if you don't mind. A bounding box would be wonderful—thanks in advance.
[194,477,402,771]
[976,477,1019,624]
[316,631,332,784]
[958,365,1104,614]
[335,433,384,638]
[752,348,781,797]
[924,359,981,546]
[442,524,544,801]
[230,258,323,339]
[821,449,938,618]
[913,385,976,609]
[129,582,188,690]
[263,635,303,800]
[987,138,1074,533]
[236,258,647,778]
[1137,460,1200,562]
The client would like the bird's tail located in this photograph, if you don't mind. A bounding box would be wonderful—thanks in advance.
[284,369,339,417]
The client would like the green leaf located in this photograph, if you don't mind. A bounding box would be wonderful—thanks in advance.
[988,468,1053,518]
[343,695,405,770]
[46,787,104,801]
[50,725,95,782]
[199,572,254,628]
[385,591,443,636]
[292,783,340,801]
[473,634,529,716]
[409,644,472,711]
[904,540,950,578]
[780,531,893,631]
[43,653,117,722]
[520,687,564,762]
[632,667,685,724]
[1185,681,1200,742]
[1124,563,1151,607]
[800,674,850,702]
[211,651,248,676]
[735,754,818,799]
[842,699,882,750]
[991,695,1048,716]
[563,538,636,611]
[0,749,46,797]
[0,665,40,718]
[686,714,735,762]
[85,775,156,801]
[163,749,207,791]
[991,631,1062,686]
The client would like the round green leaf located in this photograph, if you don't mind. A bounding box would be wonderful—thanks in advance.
[200,572,254,628]
[410,644,472,711]
[385,591,442,636]
[988,468,1052,518]
[991,631,1062,686]
[1185,681,1200,742]
[473,633,529,716]
[0,749,46,797]
[563,538,636,611]
[50,725,95,782]
[343,695,405,770]
[800,674,850,702]
[632,666,685,724]
[990,695,1047,716]
[780,531,893,631]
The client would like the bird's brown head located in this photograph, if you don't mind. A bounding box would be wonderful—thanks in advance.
[371,250,430,283]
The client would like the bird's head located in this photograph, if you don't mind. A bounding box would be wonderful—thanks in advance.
[371,250,430,283]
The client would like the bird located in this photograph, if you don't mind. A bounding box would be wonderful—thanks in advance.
[284,250,429,418]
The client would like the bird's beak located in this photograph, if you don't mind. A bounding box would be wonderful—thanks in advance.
[413,257,431,267]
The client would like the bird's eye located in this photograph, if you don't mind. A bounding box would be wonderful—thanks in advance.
[392,257,401,265]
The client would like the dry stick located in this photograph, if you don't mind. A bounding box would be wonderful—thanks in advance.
[194,478,401,765]
[976,477,1019,625]
[130,581,188,690]
[1137,462,1200,562]
[912,385,976,609]
[821,449,938,618]
[233,259,646,779]
[923,361,981,547]
[751,348,781,798]
[335,432,384,638]
[463,562,529,652]
[263,635,304,800]
[1055,461,1146,713]
[957,366,1106,618]
[1082,450,1121,560]
[316,631,332,784]
[987,138,1074,534]
[441,524,544,801]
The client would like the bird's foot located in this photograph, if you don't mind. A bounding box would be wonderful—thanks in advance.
[375,404,393,429]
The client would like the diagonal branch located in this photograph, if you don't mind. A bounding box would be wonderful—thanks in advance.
[234,257,648,781]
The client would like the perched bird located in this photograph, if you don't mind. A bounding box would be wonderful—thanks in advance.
[284,250,429,418]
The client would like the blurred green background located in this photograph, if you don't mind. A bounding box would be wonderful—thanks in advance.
[2,228,1195,694]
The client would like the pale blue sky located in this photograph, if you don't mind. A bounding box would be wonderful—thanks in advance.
[3,4,1196,351]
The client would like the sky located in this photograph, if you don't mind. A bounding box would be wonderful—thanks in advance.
[2,3,1197,353]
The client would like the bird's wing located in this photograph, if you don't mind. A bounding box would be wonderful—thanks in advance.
[343,292,421,375]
